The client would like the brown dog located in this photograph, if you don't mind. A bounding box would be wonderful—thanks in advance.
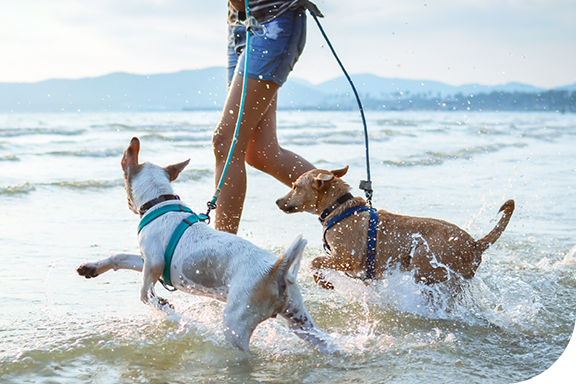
[276,166,515,289]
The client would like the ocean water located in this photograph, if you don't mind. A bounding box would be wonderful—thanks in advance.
[0,110,574,383]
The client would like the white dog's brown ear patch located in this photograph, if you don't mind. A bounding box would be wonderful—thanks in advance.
[330,165,349,178]
[164,159,190,182]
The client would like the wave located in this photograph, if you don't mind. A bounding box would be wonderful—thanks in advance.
[428,142,527,159]
[0,169,212,195]
[374,118,433,127]
[521,126,576,141]
[49,179,125,189]
[1,182,36,195]
[175,169,213,182]
[281,129,394,146]
[0,128,85,138]
[100,122,213,133]
[139,133,212,143]
[375,128,418,137]
[47,148,124,158]
[0,155,20,161]
[279,121,337,130]
[382,142,527,167]
[51,169,212,189]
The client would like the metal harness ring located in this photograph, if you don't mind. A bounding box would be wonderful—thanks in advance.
[244,16,267,37]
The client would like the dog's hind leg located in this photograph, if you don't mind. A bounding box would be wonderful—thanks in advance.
[410,240,450,285]
[77,253,143,278]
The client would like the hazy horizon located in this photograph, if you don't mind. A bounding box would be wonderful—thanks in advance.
[2,66,574,91]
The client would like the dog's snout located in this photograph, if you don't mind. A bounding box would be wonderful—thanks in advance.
[276,197,296,213]
[276,197,289,209]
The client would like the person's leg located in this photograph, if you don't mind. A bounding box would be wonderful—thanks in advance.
[213,9,312,233]
[213,74,281,233]
[245,98,315,186]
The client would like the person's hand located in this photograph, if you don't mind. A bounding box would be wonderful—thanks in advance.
[229,0,245,12]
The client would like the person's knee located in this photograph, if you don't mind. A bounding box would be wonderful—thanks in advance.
[212,128,231,160]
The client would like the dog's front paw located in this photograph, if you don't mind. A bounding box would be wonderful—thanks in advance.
[313,272,334,290]
[77,264,99,278]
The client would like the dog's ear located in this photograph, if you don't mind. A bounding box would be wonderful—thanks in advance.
[121,137,140,172]
[164,159,190,182]
[330,165,349,178]
[312,172,334,190]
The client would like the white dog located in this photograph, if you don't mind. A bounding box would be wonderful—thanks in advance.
[77,137,329,352]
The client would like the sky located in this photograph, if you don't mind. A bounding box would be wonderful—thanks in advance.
[1,0,575,88]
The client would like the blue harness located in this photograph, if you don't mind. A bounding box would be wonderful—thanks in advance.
[323,205,378,280]
[138,203,209,290]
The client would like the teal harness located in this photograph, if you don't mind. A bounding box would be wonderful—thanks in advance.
[138,203,209,290]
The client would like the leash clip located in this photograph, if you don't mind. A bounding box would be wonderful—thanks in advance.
[359,180,374,208]
[205,189,220,221]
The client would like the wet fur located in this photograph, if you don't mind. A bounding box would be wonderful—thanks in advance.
[276,166,515,289]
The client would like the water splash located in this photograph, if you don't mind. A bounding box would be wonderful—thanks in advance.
[314,252,542,333]
[558,244,576,266]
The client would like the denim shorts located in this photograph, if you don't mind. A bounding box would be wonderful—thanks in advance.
[227,8,307,87]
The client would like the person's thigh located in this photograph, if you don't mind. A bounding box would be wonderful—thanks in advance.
[236,8,306,86]
[214,73,280,156]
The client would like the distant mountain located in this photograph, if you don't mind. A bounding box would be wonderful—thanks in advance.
[316,74,458,98]
[555,83,576,92]
[313,74,547,99]
[0,67,572,112]
[1,67,228,112]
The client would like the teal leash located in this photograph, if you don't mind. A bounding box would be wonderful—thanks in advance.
[207,0,263,217]
[142,1,261,291]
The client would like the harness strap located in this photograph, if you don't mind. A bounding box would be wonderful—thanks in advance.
[365,208,378,280]
[138,204,191,234]
[137,203,209,290]
[323,205,378,280]
[163,213,209,288]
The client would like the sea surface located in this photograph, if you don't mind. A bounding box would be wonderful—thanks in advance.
[0,110,574,383]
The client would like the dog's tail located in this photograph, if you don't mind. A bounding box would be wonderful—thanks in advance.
[476,199,515,253]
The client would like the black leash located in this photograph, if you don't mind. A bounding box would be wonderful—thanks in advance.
[304,2,374,207]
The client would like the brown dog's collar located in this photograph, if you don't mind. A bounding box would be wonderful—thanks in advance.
[319,193,354,223]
